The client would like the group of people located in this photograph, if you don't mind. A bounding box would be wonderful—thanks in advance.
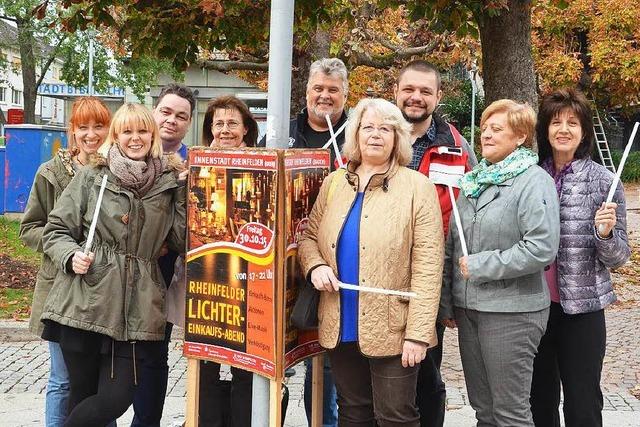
[20,56,630,427]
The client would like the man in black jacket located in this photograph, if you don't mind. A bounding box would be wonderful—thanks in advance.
[261,57,349,427]
[259,57,348,169]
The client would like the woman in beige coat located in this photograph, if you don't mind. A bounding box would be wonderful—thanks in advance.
[298,98,444,427]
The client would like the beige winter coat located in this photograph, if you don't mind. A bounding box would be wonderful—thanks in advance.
[298,161,444,357]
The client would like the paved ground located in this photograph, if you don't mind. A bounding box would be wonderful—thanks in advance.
[0,315,638,426]
[0,186,638,426]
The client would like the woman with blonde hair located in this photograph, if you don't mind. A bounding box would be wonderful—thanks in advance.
[40,103,187,426]
[20,96,111,427]
[298,98,444,426]
[440,99,560,426]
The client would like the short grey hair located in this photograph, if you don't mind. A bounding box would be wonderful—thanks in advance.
[342,98,413,166]
[307,58,349,94]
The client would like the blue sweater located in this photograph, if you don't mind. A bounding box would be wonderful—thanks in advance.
[337,192,364,342]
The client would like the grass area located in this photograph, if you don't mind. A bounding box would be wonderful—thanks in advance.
[0,216,40,265]
[0,216,39,319]
[0,288,32,320]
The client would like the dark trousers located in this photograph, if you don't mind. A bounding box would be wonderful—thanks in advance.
[61,348,136,427]
[130,322,173,427]
[530,303,606,427]
[328,342,420,427]
[131,249,178,427]
[416,323,446,427]
[199,360,253,427]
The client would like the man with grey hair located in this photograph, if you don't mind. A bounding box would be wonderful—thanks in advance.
[261,57,347,427]
[259,57,348,169]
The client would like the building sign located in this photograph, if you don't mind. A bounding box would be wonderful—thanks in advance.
[37,84,125,98]
[7,109,24,124]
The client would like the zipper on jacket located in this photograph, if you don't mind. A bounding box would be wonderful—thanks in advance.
[342,169,385,346]
[464,201,478,312]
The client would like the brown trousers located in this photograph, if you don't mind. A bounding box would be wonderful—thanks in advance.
[328,342,420,427]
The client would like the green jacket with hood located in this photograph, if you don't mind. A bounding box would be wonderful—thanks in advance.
[41,155,186,341]
[20,150,75,336]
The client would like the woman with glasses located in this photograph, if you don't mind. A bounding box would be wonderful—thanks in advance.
[298,98,444,426]
[202,95,258,148]
[196,95,258,426]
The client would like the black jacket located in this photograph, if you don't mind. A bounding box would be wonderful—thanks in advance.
[258,108,348,169]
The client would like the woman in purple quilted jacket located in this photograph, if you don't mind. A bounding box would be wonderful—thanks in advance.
[530,88,631,427]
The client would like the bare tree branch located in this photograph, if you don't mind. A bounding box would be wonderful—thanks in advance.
[198,59,268,71]
[346,34,449,69]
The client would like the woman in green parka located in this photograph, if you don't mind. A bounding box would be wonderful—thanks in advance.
[20,96,111,427]
[40,103,187,427]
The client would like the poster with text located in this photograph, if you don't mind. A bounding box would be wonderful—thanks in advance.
[283,150,331,368]
[184,148,278,379]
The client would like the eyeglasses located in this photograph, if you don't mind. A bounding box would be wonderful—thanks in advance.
[212,121,241,130]
[359,125,394,135]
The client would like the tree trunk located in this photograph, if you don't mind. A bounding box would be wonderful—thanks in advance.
[476,0,537,108]
[16,17,38,124]
[290,27,331,114]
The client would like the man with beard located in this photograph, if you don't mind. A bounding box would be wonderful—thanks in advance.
[394,60,477,427]
[259,57,348,170]
[260,58,347,427]
[130,83,195,427]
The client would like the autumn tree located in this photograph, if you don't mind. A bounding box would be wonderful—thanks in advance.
[50,0,480,111]
[0,0,67,123]
[532,0,640,110]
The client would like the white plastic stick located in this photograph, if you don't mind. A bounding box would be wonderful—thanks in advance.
[448,185,469,257]
[606,122,638,203]
[338,282,417,298]
[322,121,347,149]
[324,114,345,169]
[599,122,639,234]
[84,174,108,255]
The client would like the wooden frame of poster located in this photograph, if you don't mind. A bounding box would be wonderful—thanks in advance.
[184,148,330,427]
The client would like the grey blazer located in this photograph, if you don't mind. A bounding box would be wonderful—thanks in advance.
[440,165,560,317]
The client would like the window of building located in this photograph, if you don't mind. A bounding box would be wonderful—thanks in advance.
[0,87,6,102]
[11,89,23,105]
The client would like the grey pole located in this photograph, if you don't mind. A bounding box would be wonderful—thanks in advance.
[264,0,295,150]
[469,63,478,147]
[88,33,94,96]
[252,0,295,426]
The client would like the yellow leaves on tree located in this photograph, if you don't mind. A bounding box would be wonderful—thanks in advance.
[533,0,640,107]
[334,6,479,105]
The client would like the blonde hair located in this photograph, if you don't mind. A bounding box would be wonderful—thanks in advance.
[342,98,413,166]
[67,97,111,155]
[480,99,536,148]
[100,103,162,158]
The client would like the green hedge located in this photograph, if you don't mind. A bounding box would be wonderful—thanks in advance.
[611,150,640,182]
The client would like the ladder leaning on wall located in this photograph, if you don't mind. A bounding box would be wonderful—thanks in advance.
[592,103,616,173]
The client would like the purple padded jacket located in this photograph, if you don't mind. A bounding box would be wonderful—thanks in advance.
[554,158,630,314]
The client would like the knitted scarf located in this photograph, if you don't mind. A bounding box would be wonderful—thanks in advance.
[107,144,165,197]
[459,147,538,198]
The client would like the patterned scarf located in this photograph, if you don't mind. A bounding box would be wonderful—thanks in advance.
[459,147,538,198]
[107,144,165,197]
